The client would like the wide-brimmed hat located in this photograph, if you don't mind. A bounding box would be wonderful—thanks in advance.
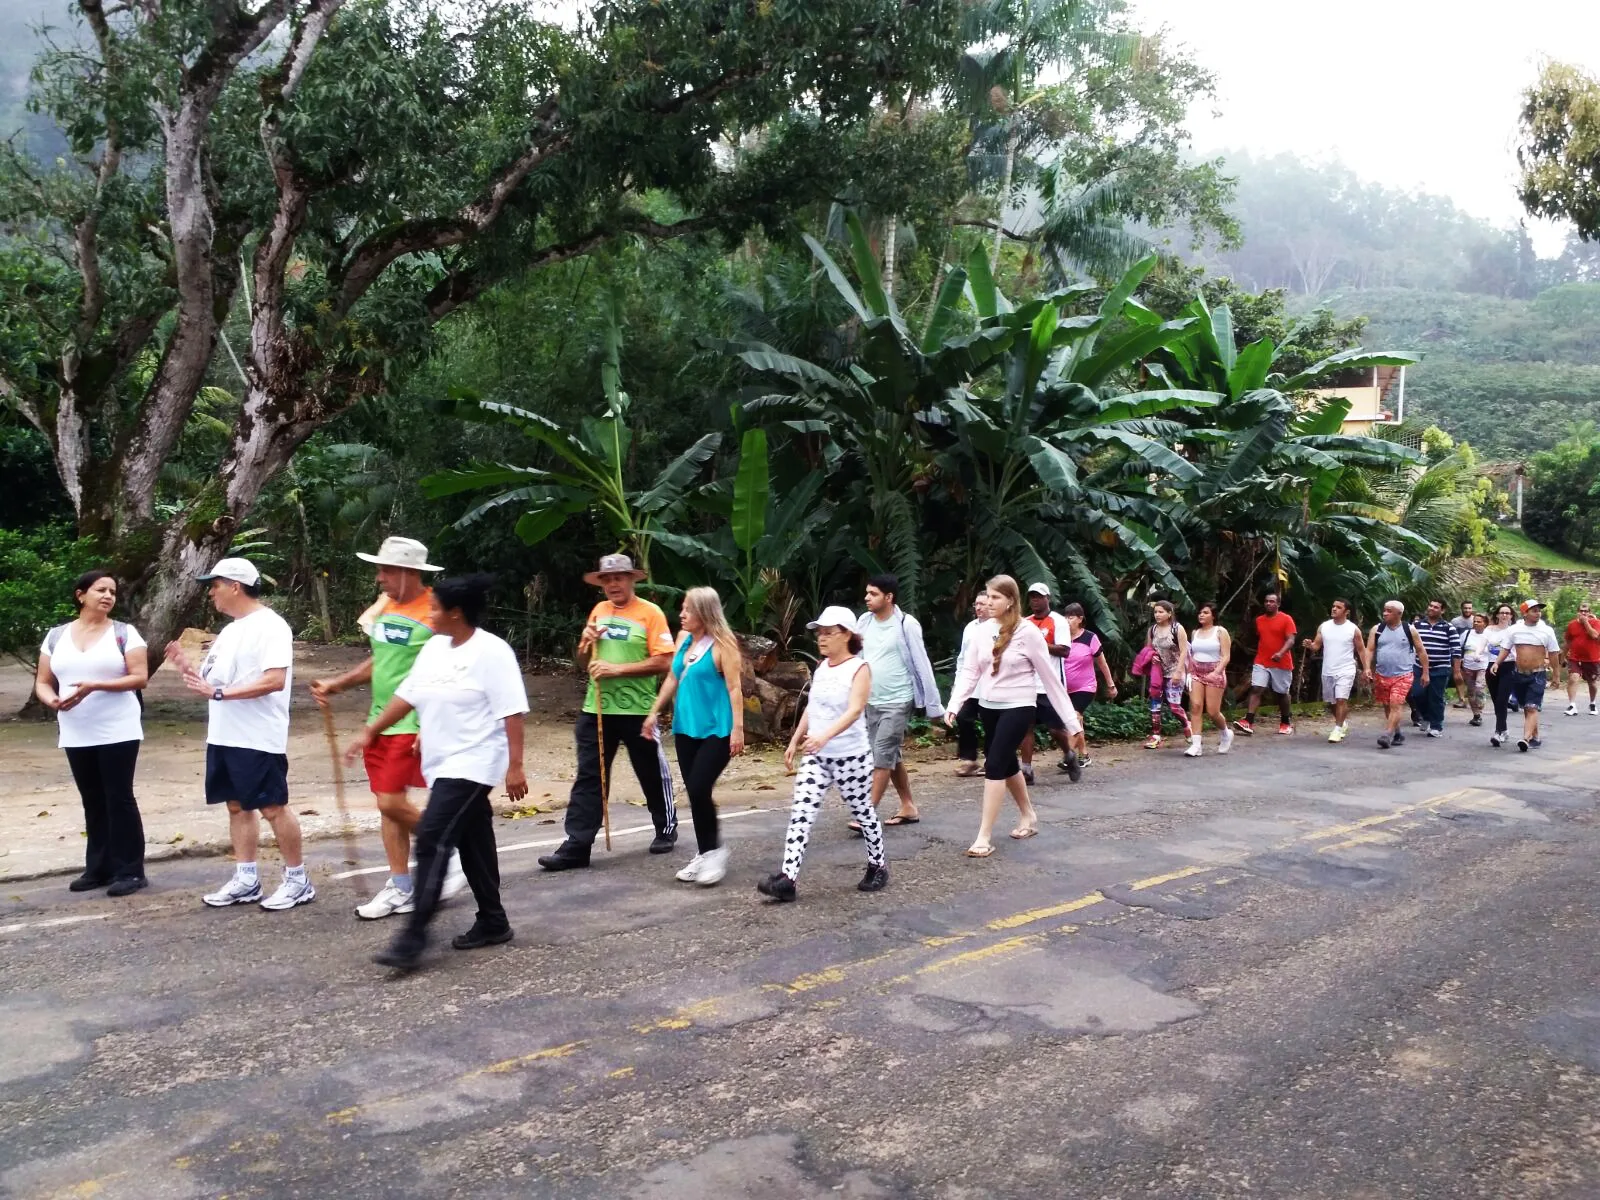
[356,536,442,572]
[806,604,858,631]
[584,553,648,586]
[196,557,260,586]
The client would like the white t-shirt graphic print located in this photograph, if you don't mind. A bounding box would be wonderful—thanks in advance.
[201,607,294,753]
[395,630,530,787]
[42,623,146,749]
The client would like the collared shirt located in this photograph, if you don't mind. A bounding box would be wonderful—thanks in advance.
[1412,618,1460,671]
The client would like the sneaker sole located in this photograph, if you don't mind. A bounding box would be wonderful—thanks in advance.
[356,903,414,919]
[202,889,262,907]
[696,871,726,887]
[260,890,316,912]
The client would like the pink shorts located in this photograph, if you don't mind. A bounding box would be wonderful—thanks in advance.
[1374,673,1413,706]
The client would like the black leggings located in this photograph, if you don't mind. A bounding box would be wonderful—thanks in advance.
[674,733,730,854]
[1490,665,1513,735]
[979,705,1037,782]
[403,777,506,947]
[955,698,982,761]
[64,740,144,881]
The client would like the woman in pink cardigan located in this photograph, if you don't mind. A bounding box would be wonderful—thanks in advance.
[945,575,1083,857]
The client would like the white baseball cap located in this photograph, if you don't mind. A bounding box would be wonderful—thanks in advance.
[197,557,260,586]
[806,605,858,631]
[1521,598,1545,612]
[356,536,441,571]
[1028,582,1051,596]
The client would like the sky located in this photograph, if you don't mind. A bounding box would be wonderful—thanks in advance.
[1129,0,1600,255]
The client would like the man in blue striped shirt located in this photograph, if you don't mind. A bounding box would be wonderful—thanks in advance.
[1410,599,1464,736]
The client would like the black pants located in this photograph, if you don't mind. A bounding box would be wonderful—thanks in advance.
[674,733,730,854]
[955,698,982,761]
[1490,665,1513,734]
[403,778,506,946]
[979,705,1037,782]
[565,712,677,847]
[64,740,144,881]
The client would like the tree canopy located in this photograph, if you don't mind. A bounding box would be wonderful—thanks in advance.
[1519,61,1600,241]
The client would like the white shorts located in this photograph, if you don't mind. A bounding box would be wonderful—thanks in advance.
[1251,664,1292,693]
[1321,673,1355,702]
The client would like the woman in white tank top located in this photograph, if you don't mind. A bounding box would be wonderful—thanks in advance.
[757,606,887,903]
[1186,601,1233,758]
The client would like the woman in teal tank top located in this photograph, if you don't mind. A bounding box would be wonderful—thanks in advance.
[643,588,744,885]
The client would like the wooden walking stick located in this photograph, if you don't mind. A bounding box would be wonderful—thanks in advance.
[320,704,359,867]
[594,677,612,851]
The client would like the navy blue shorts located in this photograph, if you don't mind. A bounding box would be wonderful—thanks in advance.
[205,744,289,810]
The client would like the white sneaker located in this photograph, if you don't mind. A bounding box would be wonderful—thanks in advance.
[696,846,729,886]
[202,873,262,907]
[259,875,316,911]
[1328,725,1347,743]
[440,851,469,901]
[1565,704,1579,716]
[1218,728,1234,754]
[1183,737,1202,757]
[356,881,415,920]
[675,853,706,883]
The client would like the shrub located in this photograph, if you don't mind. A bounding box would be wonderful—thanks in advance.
[0,525,106,668]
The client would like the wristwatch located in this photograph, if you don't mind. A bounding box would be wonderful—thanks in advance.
[212,687,225,702]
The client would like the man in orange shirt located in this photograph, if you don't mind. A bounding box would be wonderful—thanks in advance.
[1234,591,1297,736]
[1563,600,1600,716]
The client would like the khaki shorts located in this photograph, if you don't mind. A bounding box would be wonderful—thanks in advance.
[1321,673,1355,702]
[864,702,913,771]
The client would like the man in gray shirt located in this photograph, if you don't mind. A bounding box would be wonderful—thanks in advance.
[853,574,944,827]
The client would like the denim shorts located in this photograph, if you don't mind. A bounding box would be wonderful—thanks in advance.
[1508,669,1548,712]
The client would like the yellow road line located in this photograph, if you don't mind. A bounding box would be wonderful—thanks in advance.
[986,892,1105,930]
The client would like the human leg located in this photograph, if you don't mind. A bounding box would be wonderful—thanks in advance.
[1490,667,1510,737]
[956,698,981,763]
[834,754,884,869]
[394,777,484,951]
[64,745,112,883]
[674,733,730,855]
[230,803,261,862]
[97,741,144,882]
[618,714,677,840]
[556,712,616,853]
[374,793,421,877]
[1166,678,1193,737]
[778,756,832,881]
[451,781,508,937]
[971,706,1033,852]
[1424,671,1450,732]
[259,804,304,868]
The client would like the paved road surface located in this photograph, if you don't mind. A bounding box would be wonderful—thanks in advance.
[3,717,1598,1199]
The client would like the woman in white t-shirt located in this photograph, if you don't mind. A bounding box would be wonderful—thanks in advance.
[347,574,529,972]
[33,570,149,896]
[1459,612,1493,727]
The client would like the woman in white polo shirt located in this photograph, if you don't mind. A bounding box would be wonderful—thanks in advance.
[34,570,150,896]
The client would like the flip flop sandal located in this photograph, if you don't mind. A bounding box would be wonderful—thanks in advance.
[1009,826,1039,840]
[883,814,921,826]
[965,844,995,858]
[847,822,864,838]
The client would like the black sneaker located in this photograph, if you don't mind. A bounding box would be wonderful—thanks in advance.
[68,874,111,892]
[373,935,425,972]
[106,877,148,897]
[1529,737,1543,749]
[857,865,889,892]
[1517,738,1529,752]
[1059,752,1082,782]
[537,842,591,871]
[756,873,797,902]
[1392,730,1406,745]
[1377,732,1392,749]
[649,832,677,854]
[452,923,514,950]
[1469,715,1482,727]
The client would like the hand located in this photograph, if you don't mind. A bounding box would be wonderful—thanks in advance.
[730,728,745,756]
[577,623,601,654]
[784,742,799,772]
[504,763,528,803]
[1271,649,1287,662]
[40,692,64,712]
[1301,638,1314,650]
[310,678,336,709]
[344,727,374,765]
[57,682,92,711]
[943,710,956,728]
[588,659,619,680]
[802,732,827,756]
[641,713,659,741]
[183,670,213,698]
[163,640,186,663]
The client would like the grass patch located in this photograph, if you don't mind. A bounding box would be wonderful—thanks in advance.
[1491,526,1600,573]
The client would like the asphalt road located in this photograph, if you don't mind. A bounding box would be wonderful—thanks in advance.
[3,714,1599,1200]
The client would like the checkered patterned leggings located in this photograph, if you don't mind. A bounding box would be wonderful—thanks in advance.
[781,752,882,881]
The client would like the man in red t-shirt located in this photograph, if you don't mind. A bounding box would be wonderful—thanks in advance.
[1563,600,1600,715]
[1234,590,1298,736]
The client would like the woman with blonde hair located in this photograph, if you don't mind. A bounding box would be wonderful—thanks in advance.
[644,587,744,885]
[945,575,1082,858]
[1185,601,1232,756]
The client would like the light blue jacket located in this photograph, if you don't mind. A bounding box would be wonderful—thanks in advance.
[855,608,946,719]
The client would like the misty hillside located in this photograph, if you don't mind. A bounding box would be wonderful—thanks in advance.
[0,0,70,159]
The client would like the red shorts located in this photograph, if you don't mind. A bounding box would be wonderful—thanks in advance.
[364,733,425,793]
[1374,673,1413,706]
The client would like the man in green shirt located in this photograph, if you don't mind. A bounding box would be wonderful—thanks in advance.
[311,537,466,918]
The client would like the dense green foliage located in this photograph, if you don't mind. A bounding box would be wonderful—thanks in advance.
[1519,62,1600,240]
[1523,425,1600,559]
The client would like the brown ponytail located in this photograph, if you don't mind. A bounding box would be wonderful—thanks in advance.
[987,575,1023,676]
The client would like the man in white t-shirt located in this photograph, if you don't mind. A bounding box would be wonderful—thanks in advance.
[1302,598,1369,744]
[1490,598,1562,751]
[164,558,312,911]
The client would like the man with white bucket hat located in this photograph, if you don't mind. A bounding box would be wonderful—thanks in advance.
[311,537,468,918]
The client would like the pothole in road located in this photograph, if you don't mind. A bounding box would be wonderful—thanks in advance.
[1530,1004,1600,1072]
[614,1133,896,1199]
[1245,851,1393,891]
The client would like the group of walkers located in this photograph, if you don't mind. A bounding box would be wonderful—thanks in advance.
[32,540,1595,970]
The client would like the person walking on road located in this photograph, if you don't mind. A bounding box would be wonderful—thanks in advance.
[1143,599,1193,750]
[1484,604,1516,742]
[34,570,150,896]
[1491,599,1561,751]
[311,537,468,919]
[1368,600,1428,749]
[1234,591,1297,736]
[643,587,744,887]
[1449,601,1476,709]
[1185,602,1232,756]
[952,594,990,777]
[853,575,944,827]
[1304,598,1367,743]
[165,558,312,910]
[1409,599,1463,737]
[1018,583,1081,781]
[944,576,1082,858]
[1061,602,1117,767]
[539,555,678,872]
[757,607,885,902]
[1562,600,1600,716]
[347,574,530,972]
[1459,612,1493,727]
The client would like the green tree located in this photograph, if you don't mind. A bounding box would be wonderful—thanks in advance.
[1518,62,1600,240]
[1523,423,1600,557]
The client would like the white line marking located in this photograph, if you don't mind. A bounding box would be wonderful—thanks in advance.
[0,912,112,936]
[329,806,775,880]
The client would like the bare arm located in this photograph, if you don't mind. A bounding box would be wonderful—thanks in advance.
[311,657,373,706]
[34,654,62,710]
[503,714,528,801]
[719,643,746,755]
[1094,651,1118,695]
[642,647,683,741]
[344,694,417,762]
[1217,628,1232,672]
[1175,625,1191,678]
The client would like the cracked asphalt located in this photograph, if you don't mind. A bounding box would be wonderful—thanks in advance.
[3,715,1599,1199]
